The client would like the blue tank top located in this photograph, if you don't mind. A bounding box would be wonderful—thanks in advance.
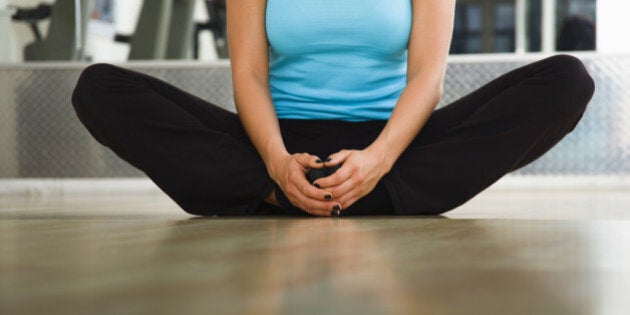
[266,0,412,121]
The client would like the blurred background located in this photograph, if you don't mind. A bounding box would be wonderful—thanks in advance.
[1,0,627,63]
[0,0,628,186]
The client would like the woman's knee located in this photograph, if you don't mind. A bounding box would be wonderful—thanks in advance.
[72,64,117,112]
[74,63,122,93]
[549,54,595,103]
[550,54,594,91]
[72,63,141,124]
[536,55,595,121]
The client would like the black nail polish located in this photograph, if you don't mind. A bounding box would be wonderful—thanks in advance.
[325,157,332,163]
[331,209,340,216]
[316,159,323,164]
[332,205,341,211]
[314,183,321,188]
[325,194,332,200]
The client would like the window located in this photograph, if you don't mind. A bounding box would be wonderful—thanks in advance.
[450,0,597,54]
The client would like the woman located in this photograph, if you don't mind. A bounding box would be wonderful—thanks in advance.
[71,0,595,217]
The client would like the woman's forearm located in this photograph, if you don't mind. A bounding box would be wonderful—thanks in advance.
[366,0,455,171]
[367,71,444,170]
[226,0,290,179]
[233,70,289,177]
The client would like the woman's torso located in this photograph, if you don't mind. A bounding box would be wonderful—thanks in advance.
[266,0,412,121]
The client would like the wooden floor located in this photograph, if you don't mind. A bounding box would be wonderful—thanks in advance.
[2,189,630,314]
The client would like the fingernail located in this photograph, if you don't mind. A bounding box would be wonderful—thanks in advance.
[316,159,323,164]
[325,157,332,162]
[331,205,341,216]
[325,194,332,200]
[314,183,321,188]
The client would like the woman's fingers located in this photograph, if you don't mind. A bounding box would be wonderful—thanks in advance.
[284,185,340,217]
[293,194,341,217]
[314,161,354,188]
[293,173,335,201]
[339,195,361,210]
[316,149,383,210]
[281,153,341,216]
[280,150,384,216]
[325,179,367,209]
[284,149,387,214]
[336,183,369,209]
[323,177,356,201]
[286,183,340,216]
[294,153,325,169]
[324,150,351,167]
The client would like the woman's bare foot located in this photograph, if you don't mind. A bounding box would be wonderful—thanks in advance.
[264,189,280,207]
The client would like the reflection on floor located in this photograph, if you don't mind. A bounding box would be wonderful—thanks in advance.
[1,189,630,314]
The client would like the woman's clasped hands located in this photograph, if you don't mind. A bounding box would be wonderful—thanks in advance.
[269,147,392,217]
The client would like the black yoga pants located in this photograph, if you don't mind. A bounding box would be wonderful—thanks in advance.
[71,54,595,216]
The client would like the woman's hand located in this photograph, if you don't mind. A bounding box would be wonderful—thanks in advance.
[269,153,342,217]
[314,147,393,211]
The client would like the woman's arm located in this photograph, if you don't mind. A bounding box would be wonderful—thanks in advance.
[369,0,456,167]
[226,0,339,216]
[316,0,456,209]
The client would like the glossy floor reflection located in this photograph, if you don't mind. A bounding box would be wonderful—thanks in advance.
[1,190,630,314]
